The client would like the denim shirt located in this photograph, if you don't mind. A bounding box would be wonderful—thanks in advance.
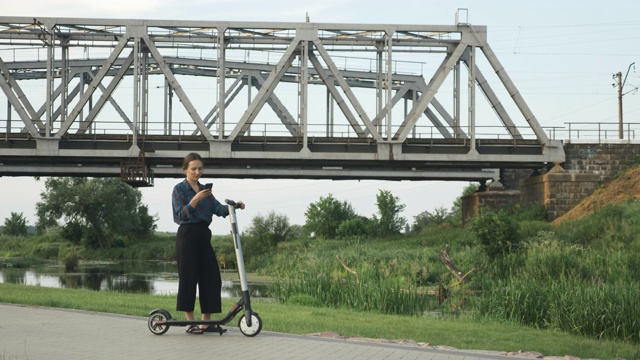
[172,179,229,225]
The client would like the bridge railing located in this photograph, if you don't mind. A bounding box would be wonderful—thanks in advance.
[0,119,541,140]
[544,122,640,142]
[2,118,638,143]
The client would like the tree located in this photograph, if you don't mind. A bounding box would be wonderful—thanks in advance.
[3,212,28,236]
[244,211,290,256]
[449,182,481,226]
[468,208,519,259]
[412,206,451,233]
[304,194,357,239]
[36,177,157,248]
[373,189,406,236]
[60,220,84,244]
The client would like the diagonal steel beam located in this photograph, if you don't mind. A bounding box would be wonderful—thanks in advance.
[205,76,244,126]
[56,35,130,136]
[35,68,83,129]
[313,39,380,141]
[371,81,414,128]
[430,97,467,138]
[394,41,468,141]
[143,35,213,141]
[0,70,40,137]
[0,57,42,129]
[407,81,468,138]
[481,44,547,144]
[424,107,453,138]
[77,68,134,133]
[36,75,75,121]
[227,36,301,140]
[308,52,366,138]
[471,63,523,140]
[48,76,80,126]
[192,75,244,135]
[251,72,301,137]
[401,86,455,139]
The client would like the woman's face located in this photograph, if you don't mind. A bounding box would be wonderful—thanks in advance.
[184,160,204,183]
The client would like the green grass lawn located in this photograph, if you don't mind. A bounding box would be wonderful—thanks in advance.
[0,283,637,360]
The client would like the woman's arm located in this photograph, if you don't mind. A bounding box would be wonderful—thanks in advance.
[172,186,194,223]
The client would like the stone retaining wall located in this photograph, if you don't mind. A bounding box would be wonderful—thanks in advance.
[562,142,640,180]
[520,165,600,221]
[463,142,639,222]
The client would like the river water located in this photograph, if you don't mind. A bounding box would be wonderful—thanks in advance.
[0,261,270,298]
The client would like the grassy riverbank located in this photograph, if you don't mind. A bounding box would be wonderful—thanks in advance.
[0,283,637,359]
[3,174,640,359]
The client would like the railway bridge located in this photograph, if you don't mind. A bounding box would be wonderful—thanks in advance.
[0,14,564,186]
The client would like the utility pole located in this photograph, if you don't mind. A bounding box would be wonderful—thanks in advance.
[614,62,636,139]
[617,71,623,139]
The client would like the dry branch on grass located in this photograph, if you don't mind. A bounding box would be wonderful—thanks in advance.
[437,245,475,308]
[438,245,475,285]
[336,255,358,276]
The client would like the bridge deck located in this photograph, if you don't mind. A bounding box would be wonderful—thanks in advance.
[0,16,564,182]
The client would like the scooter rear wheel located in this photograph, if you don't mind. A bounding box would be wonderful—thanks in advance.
[148,310,171,335]
[238,313,262,337]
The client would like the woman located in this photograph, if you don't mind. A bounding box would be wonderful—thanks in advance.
[171,152,245,334]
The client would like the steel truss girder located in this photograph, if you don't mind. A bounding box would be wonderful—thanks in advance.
[0,16,565,181]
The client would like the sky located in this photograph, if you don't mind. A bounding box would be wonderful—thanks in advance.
[1,0,639,234]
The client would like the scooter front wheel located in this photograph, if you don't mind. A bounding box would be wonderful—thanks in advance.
[148,310,171,335]
[238,313,262,337]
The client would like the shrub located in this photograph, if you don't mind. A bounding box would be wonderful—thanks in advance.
[32,243,61,259]
[60,246,79,271]
[518,220,552,241]
[246,211,290,246]
[304,194,357,239]
[468,209,519,258]
[337,216,372,238]
[3,212,28,237]
[412,206,451,233]
[511,202,548,221]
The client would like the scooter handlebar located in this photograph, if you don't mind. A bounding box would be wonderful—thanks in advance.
[225,199,242,209]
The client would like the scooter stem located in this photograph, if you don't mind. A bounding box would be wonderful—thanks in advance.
[226,199,253,326]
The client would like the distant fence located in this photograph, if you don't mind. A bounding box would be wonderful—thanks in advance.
[544,122,640,142]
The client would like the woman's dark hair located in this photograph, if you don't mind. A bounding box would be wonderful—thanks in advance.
[182,152,203,170]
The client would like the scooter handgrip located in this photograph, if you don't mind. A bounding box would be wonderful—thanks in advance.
[225,199,242,209]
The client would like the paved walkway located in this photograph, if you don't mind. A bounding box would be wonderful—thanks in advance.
[0,303,527,360]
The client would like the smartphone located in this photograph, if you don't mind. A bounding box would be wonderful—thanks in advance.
[204,183,213,190]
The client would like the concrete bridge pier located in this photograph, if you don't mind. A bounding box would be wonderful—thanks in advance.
[462,164,600,224]
[462,142,640,224]
[519,164,600,221]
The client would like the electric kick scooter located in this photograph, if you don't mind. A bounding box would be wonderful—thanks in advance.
[147,199,263,337]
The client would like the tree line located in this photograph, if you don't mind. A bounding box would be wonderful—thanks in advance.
[2,178,155,248]
[2,177,479,252]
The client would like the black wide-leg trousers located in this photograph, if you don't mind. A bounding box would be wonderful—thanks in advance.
[175,222,222,314]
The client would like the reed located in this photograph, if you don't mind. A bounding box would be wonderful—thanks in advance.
[273,261,436,316]
[476,236,640,343]
[267,223,640,345]
[476,276,640,343]
[267,236,454,316]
